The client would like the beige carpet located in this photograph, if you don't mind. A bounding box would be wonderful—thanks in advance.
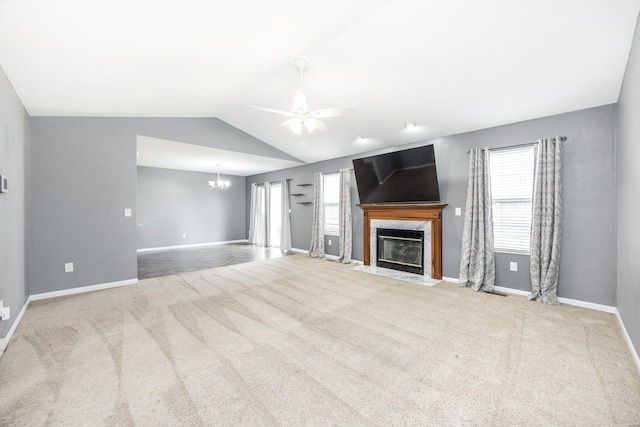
[1,254,639,426]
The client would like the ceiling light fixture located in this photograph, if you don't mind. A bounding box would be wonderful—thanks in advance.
[208,165,230,190]
[405,122,415,130]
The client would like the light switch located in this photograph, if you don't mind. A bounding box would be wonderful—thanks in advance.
[65,263,74,273]
[124,208,132,217]
[455,207,461,216]
[510,262,518,272]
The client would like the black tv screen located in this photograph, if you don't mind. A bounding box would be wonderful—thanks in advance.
[352,145,440,204]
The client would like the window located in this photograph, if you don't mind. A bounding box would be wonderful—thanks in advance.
[323,173,340,236]
[490,145,535,254]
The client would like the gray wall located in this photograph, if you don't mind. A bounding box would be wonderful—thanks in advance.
[617,12,640,359]
[137,166,246,249]
[29,117,290,294]
[0,66,30,339]
[247,105,617,306]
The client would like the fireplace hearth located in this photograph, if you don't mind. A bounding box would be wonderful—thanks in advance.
[377,228,424,275]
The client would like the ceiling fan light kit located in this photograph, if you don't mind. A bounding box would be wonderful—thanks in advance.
[248,56,353,145]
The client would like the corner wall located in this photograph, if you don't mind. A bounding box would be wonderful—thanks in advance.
[617,12,640,360]
[248,105,617,306]
[0,66,29,341]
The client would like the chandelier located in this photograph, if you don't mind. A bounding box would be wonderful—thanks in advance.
[208,165,230,190]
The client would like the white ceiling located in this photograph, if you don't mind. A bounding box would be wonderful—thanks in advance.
[1,0,639,168]
[136,136,302,176]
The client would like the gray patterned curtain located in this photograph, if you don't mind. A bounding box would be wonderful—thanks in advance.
[337,168,352,263]
[280,179,292,252]
[528,137,564,305]
[309,172,325,258]
[459,147,495,292]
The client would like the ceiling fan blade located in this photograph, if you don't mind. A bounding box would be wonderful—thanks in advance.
[305,118,328,133]
[247,105,294,116]
[277,118,302,135]
[276,119,292,129]
[310,107,354,118]
[293,90,307,110]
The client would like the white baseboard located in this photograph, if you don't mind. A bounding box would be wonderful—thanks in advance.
[291,247,339,261]
[0,297,31,356]
[137,239,248,253]
[492,285,617,313]
[493,286,530,296]
[444,278,618,314]
[30,278,138,301]
[557,296,616,313]
[290,248,363,265]
[615,309,640,375]
[1,278,138,357]
[446,271,617,313]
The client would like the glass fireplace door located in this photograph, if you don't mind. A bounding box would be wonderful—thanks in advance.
[377,229,424,275]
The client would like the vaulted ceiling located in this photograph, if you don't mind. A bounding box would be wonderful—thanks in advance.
[1,0,639,167]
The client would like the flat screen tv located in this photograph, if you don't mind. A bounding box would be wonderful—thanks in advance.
[352,145,440,204]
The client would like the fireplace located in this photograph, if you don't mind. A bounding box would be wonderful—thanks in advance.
[377,229,424,275]
[358,203,446,279]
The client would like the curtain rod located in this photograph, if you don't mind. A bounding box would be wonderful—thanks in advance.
[467,136,567,154]
[255,178,292,185]
[321,168,354,175]
[258,169,353,185]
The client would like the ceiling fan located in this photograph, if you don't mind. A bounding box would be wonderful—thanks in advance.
[248,57,354,145]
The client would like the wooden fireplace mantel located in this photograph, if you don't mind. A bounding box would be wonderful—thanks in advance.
[358,203,447,280]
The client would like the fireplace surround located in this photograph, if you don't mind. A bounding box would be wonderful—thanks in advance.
[358,203,447,279]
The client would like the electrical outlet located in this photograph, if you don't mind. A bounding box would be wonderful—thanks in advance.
[65,262,74,273]
[1,306,10,321]
[124,208,132,217]
[510,262,518,272]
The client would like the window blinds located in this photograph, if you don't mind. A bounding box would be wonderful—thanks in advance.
[489,145,535,254]
[323,173,340,236]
